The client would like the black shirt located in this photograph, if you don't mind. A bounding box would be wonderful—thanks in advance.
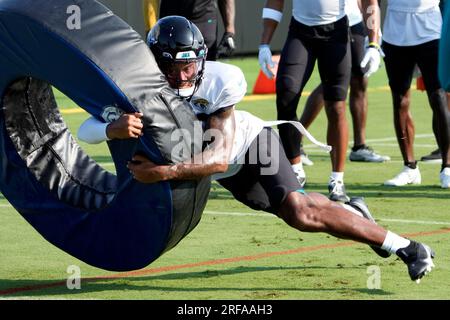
[159,0,217,23]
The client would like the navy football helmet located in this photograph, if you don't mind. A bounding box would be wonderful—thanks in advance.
[147,16,207,98]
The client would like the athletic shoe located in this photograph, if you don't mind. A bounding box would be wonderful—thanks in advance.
[396,241,435,283]
[440,167,450,189]
[349,145,391,163]
[292,165,306,188]
[420,148,442,164]
[300,146,314,166]
[328,179,350,203]
[384,166,421,186]
[347,197,391,258]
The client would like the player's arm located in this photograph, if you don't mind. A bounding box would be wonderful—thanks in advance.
[218,0,235,35]
[77,113,143,144]
[128,106,236,183]
[217,0,236,58]
[361,0,381,45]
[260,0,284,46]
[360,0,382,77]
[259,0,284,79]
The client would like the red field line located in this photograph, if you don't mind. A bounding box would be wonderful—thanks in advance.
[1,228,449,296]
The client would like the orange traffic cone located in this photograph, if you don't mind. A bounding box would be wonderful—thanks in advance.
[416,75,426,91]
[252,55,280,94]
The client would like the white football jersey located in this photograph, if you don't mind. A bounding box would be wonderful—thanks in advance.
[292,0,346,26]
[191,61,265,180]
[383,0,442,46]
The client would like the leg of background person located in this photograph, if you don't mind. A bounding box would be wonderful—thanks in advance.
[298,84,325,153]
[426,88,450,168]
[385,88,422,186]
[392,89,416,163]
[347,22,390,163]
[299,84,325,130]
[417,39,450,170]
[348,22,370,148]
[349,75,369,147]
[276,35,316,165]
[420,94,449,163]
[317,23,351,201]
[324,100,349,173]
[383,42,417,165]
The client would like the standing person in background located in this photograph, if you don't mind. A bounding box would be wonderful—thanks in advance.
[298,0,390,167]
[158,0,236,60]
[382,0,450,188]
[258,0,383,202]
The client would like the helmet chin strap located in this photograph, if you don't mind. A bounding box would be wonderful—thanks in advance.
[177,86,196,98]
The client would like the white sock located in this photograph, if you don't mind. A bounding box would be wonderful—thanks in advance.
[341,203,363,217]
[330,171,344,182]
[381,231,411,254]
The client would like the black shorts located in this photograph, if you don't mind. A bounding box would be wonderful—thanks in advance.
[192,19,218,61]
[159,0,218,61]
[216,128,302,215]
[350,22,368,77]
[276,16,351,102]
[383,39,442,94]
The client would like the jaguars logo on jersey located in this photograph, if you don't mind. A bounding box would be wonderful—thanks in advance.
[192,98,210,110]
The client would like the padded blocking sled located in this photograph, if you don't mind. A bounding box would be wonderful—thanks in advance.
[0,0,210,271]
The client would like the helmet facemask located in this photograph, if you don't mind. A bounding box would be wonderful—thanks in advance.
[159,50,207,99]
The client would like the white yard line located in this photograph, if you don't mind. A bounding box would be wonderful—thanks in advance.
[204,210,450,226]
[1,204,448,226]
[365,134,434,143]
[303,134,435,149]
[379,218,450,226]
[368,143,437,148]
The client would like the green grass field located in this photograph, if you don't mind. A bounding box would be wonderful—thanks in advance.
[0,57,449,300]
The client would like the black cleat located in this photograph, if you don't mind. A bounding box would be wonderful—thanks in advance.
[420,148,442,164]
[347,197,391,258]
[396,241,435,283]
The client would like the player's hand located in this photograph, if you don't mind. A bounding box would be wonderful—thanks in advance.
[360,47,381,78]
[258,44,276,79]
[216,32,236,59]
[127,154,168,183]
[106,112,144,139]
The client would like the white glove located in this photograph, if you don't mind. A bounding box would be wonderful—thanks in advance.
[258,44,276,79]
[360,47,381,78]
[364,37,386,58]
